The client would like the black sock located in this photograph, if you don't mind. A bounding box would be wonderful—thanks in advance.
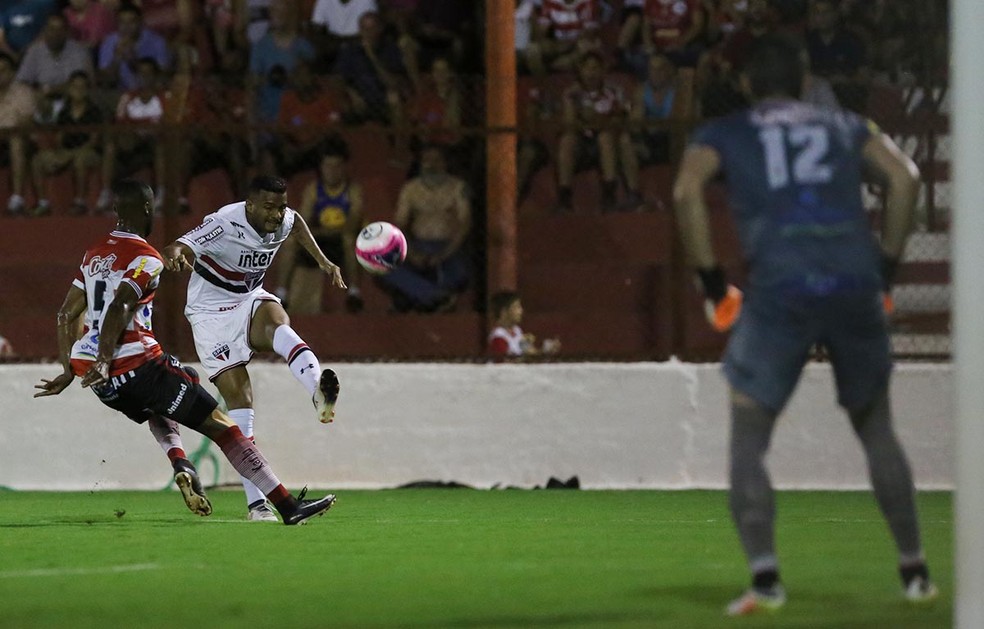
[900,562,929,586]
[753,569,780,591]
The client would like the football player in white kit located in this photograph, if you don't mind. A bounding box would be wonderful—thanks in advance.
[162,175,345,522]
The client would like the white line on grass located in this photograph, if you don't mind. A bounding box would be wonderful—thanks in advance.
[0,563,161,579]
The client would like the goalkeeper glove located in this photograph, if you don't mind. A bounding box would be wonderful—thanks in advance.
[697,266,743,333]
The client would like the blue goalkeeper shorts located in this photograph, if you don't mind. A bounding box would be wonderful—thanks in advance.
[722,289,892,414]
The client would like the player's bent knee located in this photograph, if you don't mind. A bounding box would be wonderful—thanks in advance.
[196,409,236,440]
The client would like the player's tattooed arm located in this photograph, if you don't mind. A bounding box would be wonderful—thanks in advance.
[290,212,347,290]
[34,286,87,397]
[162,241,196,272]
[80,283,140,388]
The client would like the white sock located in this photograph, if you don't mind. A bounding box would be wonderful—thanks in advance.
[148,416,184,456]
[227,407,267,508]
[272,324,321,398]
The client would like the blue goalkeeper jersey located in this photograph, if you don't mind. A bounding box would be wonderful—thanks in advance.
[691,98,882,297]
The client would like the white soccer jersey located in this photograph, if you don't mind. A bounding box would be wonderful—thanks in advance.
[177,201,296,314]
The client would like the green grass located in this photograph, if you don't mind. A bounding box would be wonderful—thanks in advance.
[0,490,951,628]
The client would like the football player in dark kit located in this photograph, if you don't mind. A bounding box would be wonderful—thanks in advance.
[35,179,335,525]
[673,34,937,615]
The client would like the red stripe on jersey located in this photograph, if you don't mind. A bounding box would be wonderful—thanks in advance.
[200,254,246,281]
[70,345,163,378]
[538,0,600,41]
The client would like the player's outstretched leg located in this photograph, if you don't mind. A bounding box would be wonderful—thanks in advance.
[173,458,212,516]
[848,389,938,603]
[207,421,335,526]
[270,324,340,423]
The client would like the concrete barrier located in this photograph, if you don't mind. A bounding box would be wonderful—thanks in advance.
[0,362,952,491]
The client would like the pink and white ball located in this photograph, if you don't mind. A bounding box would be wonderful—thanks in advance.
[355,221,408,274]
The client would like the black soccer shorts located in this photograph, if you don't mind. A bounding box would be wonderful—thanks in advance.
[89,354,218,429]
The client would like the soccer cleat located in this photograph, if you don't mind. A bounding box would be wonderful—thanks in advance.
[283,491,336,526]
[904,577,939,604]
[704,284,743,333]
[173,459,212,516]
[314,368,340,424]
[247,503,279,522]
[725,585,786,617]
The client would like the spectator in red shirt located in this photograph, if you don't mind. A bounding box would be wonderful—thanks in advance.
[64,0,116,50]
[557,51,642,213]
[262,59,349,177]
[405,55,478,179]
[525,0,604,77]
[617,0,706,73]
[487,291,560,361]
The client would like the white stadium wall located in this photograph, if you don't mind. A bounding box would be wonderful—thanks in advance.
[0,362,953,491]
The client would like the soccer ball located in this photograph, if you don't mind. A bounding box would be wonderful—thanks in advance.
[355,221,408,274]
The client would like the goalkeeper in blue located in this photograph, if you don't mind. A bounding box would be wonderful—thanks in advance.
[672,33,937,616]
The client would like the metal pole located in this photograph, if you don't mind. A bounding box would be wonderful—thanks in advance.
[951,0,984,625]
[484,0,518,299]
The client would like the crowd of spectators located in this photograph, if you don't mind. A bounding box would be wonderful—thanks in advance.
[0,0,942,320]
[0,0,486,219]
[0,0,935,216]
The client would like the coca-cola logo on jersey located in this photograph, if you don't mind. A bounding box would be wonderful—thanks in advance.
[88,254,117,278]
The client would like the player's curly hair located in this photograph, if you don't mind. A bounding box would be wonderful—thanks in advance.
[249,175,288,195]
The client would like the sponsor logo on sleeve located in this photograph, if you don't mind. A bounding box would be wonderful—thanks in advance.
[132,257,148,278]
[195,226,225,245]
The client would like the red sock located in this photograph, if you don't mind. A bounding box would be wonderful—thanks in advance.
[214,426,288,501]
[166,447,187,464]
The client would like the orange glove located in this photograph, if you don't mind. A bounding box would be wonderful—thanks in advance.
[705,284,744,332]
[882,292,894,316]
[697,266,742,333]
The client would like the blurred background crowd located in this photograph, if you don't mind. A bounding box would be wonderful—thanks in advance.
[0,0,951,361]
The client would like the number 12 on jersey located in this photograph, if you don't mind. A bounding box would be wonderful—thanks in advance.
[759,125,833,189]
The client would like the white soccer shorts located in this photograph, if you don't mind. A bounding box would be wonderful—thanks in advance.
[188,289,281,381]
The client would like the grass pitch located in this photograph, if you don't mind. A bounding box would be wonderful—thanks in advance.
[0,489,950,628]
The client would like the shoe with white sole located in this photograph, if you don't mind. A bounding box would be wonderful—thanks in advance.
[247,502,279,522]
[904,576,939,604]
[725,585,786,617]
